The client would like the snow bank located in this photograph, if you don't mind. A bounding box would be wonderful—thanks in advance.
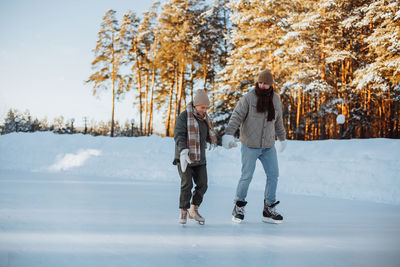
[0,132,399,205]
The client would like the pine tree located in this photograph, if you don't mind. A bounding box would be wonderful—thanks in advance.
[157,0,205,136]
[87,10,124,137]
[2,109,18,134]
[119,10,141,133]
[195,0,230,91]
[137,2,160,135]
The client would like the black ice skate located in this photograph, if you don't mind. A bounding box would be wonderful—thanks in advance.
[232,201,247,223]
[262,201,283,224]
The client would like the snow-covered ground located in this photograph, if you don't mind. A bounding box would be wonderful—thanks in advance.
[0,132,400,267]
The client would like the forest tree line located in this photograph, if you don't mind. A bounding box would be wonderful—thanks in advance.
[0,109,139,137]
[87,0,399,139]
[213,0,400,140]
[5,0,397,139]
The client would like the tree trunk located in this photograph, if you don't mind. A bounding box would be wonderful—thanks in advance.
[387,86,393,137]
[177,60,185,116]
[148,69,156,135]
[133,38,143,136]
[190,64,195,102]
[203,55,208,89]
[296,86,302,139]
[165,80,174,137]
[144,71,149,135]
[110,36,116,137]
[172,68,179,133]
[111,79,115,137]
[320,92,326,139]
[288,101,292,139]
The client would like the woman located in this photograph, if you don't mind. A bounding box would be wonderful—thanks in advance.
[222,69,287,224]
[173,89,217,225]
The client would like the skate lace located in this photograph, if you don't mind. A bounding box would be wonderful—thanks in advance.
[269,207,280,216]
[236,206,245,215]
[267,201,281,216]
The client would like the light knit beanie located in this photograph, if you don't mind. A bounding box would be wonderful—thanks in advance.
[257,70,274,85]
[193,89,210,106]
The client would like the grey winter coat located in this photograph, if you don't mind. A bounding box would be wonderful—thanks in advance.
[225,88,286,148]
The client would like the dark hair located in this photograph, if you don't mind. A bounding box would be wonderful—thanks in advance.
[255,82,273,90]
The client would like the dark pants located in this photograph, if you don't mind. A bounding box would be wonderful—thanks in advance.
[177,163,208,209]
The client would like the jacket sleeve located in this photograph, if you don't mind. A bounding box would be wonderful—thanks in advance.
[225,95,250,136]
[274,96,286,141]
[174,111,188,153]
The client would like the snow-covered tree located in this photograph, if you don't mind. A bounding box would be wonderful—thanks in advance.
[212,0,295,136]
[194,0,230,91]
[351,0,400,137]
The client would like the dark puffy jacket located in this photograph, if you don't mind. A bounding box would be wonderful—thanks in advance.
[173,110,209,166]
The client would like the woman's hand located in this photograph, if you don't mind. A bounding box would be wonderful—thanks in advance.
[180,149,192,172]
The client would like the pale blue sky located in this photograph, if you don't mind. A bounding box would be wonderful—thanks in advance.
[0,0,162,130]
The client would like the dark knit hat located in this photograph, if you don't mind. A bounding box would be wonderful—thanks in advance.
[257,70,274,85]
[193,89,210,106]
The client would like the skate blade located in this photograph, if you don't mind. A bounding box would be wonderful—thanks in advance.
[189,218,205,225]
[262,217,283,224]
[232,216,242,223]
[189,216,205,225]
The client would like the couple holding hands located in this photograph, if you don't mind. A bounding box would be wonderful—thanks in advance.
[173,70,287,225]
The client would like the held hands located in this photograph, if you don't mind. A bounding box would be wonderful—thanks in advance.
[222,135,238,149]
[179,149,192,172]
[277,139,287,153]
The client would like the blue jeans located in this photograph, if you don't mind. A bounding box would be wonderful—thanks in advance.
[234,143,279,206]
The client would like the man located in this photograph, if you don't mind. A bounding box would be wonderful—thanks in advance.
[222,70,287,224]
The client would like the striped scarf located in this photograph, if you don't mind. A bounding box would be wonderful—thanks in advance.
[187,102,217,162]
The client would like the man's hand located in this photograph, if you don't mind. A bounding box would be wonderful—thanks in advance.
[277,139,287,153]
[222,135,238,149]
